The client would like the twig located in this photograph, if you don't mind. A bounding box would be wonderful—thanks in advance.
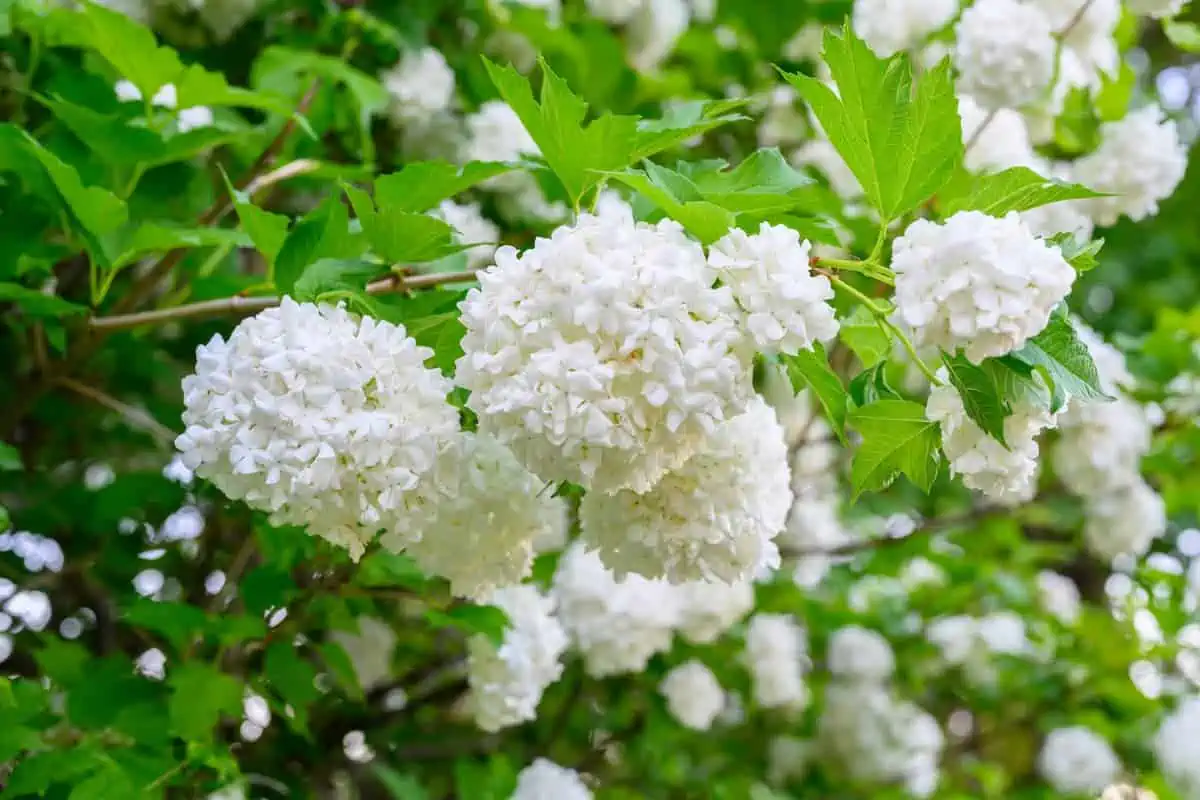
[88,270,480,332]
[56,376,177,446]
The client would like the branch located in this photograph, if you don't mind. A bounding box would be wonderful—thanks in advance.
[88,270,480,332]
[56,376,178,446]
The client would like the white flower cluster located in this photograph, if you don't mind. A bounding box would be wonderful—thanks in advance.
[579,399,791,583]
[552,545,681,677]
[892,211,1075,364]
[460,102,565,223]
[954,0,1056,110]
[395,433,568,600]
[675,579,756,644]
[512,759,592,800]
[1037,570,1082,625]
[790,138,863,201]
[925,611,1031,683]
[1127,0,1187,18]
[743,613,809,710]
[466,586,567,732]
[626,0,692,72]
[383,48,456,124]
[852,0,958,58]
[1155,697,1200,800]
[432,200,500,272]
[926,369,1057,502]
[458,202,754,495]
[1074,106,1187,226]
[1038,726,1121,795]
[659,660,726,730]
[1051,322,1166,561]
[958,95,1037,173]
[176,300,459,559]
[827,625,896,682]
[708,223,839,356]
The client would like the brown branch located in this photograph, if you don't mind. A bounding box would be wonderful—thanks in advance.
[88,270,479,332]
[56,376,178,446]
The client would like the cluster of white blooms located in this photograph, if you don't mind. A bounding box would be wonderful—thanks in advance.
[892,212,1075,364]
[1074,106,1187,226]
[742,614,809,710]
[1038,726,1121,795]
[382,48,456,124]
[758,86,809,150]
[432,200,500,271]
[552,545,681,677]
[926,370,1058,502]
[660,660,725,730]
[827,625,896,682]
[511,759,592,800]
[708,223,838,356]
[114,81,213,133]
[954,0,1056,110]
[458,202,753,495]
[675,579,755,644]
[1155,697,1200,799]
[579,399,791,583]
[1037,570,1082,626]
[1127,0,1188,17]
[462,101,539,186]
[466,586,567,732]
[626,0,691,72]
[1084,480,1167,560]
[820,683,943,796]
[1028,0,1118,81]
[395,433,568,600]
[176,300,459,559]
[925,611,1031,682]
[852,0,958,57]
[958,95,1036,173]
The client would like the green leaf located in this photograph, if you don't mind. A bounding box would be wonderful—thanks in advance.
[112,224,249,270]
[6,750,102,796]
[345,184,462,265]
[603,164,735,244]
[988,356,1053,413]
[942,166,1104,217]
[293,259,383,303]
[783,26,962,219]
[1095,61,1135,121]
[0,442,22,471]
[41,95,165,165]
[318,641,364,700]
[35,639,90,686]
[1164,19,1200,53]
[630,99,748,162]
[168,662,242,743]
[403,311,467,375]
[79,3,183,100]
[426,604,511,646]
[484,56,640,206]
[264,643,319,732]
[839,306,891,368]
[239,565,297,615]
[780,343,848,443]
[848,399,941,496]
[221,171,290,269]
[375,161,515,214]
[0,282,87,318]
[849,362,901,407]
[677,148,821,214]
[1047,233,1104,273]
[941,352,1010,445]
[376,766,431,800]
[274,196,358,295]
[123,599,209,652]
[173,62,295,116]
[1010,315,1112,404]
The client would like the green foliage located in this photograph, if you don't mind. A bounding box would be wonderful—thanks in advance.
[941,352,1010,445]
[941,166,1104,217]
[1010,311,1112,407]
[781,343,848,443]
[848,399,941,496]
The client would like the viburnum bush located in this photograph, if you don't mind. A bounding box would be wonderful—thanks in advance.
[3,0,1200,797]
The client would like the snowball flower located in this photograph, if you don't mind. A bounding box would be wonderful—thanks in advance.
[1156,697,1200,799]
[1037,571,1081,625]
[1054,395,1151,498]
[459,203,753,494]
[579,399,791,583]
[660,660,725,730]
[959,95,1036,173]
[790,139,862,199]
[1083,479,1167,561]
[432,200,500,272]
[674,579,755,644]
[382,48,456,123]
[852,0,958,57]
[743,613,809,710]
[954,0,1056,110]
[926,371,1058,502]
[627,0,690,72]
[1038,726,1121,794]
[1027,0,1119,77]
[394,433,567,600]
[926,611,1030,682]
[466,586,567,732]
[708,223,839,355]
[1074,106,1187,225]
[463,101,538,168]
[759,86,808,149]
[892,211,1075,363]
[1127,0,1187,17]
[552,545,681,677]
[827,625,895,682]
[512,759,592,800]
[176,300,458,559]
